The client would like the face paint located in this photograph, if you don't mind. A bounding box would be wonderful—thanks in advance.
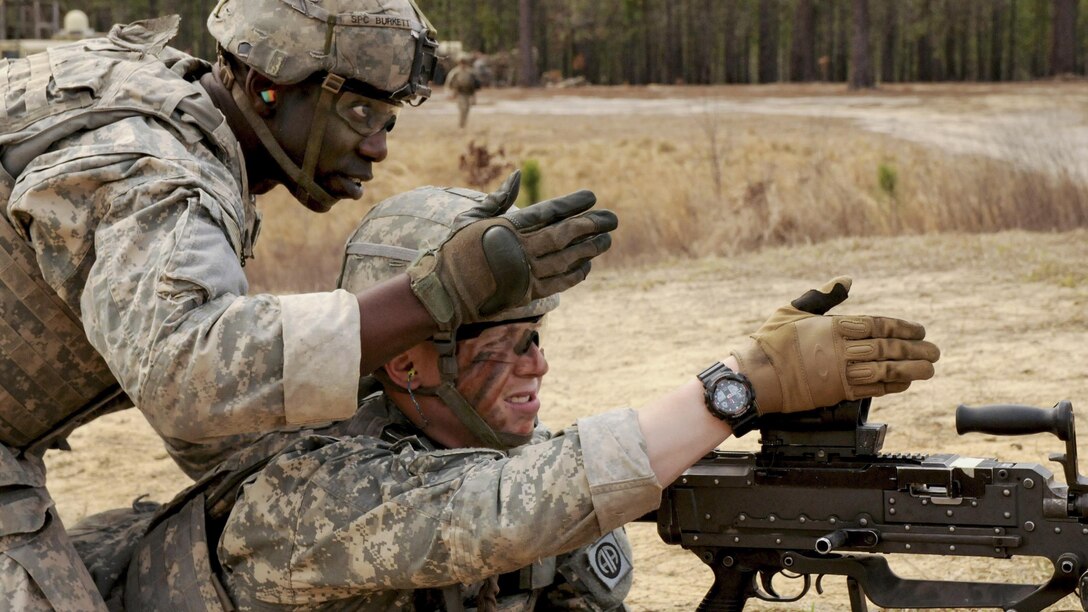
[454,321,547,439]
[468,327,541,365]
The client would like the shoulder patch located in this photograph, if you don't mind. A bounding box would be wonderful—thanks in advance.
[586,530,632,589]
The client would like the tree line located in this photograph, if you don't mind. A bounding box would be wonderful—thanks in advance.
[418,0,1086,87]
[2,1,1082,87]
[0,0,219,60]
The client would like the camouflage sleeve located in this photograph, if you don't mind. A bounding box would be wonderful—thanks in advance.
[218,409,661,605]
[7,117,360,444]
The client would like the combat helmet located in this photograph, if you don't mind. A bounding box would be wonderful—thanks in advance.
[207,0,438,210]
[339,185,557,450]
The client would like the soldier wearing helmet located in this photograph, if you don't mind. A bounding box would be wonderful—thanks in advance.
[204,0,439,211]
[88,186,939,610]
[69,184,632,609]
[0,1,615,609]
[61,182,631,605]
[445,54,481,128]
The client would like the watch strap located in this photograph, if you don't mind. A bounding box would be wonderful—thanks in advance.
[727,409,759,438]
[696,361,729,387]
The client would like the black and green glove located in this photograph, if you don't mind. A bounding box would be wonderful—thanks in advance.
[408,171,618,331]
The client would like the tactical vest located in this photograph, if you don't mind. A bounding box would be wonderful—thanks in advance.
[0,16,251,451]
[0,213,124,450]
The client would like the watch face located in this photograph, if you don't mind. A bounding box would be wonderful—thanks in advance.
[712,379,752,417]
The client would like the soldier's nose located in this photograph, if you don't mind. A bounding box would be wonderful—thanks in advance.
[360,129,388,163]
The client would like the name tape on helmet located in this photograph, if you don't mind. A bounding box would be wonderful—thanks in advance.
[279,0,416,31]
[276,0,415,29]
[343,14,413,29]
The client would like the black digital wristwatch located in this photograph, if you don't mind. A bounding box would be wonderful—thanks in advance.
[697,362,758,437]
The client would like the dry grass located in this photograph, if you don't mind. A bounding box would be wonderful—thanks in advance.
[245,83,1088,293]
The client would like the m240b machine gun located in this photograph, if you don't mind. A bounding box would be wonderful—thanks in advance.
[654,399,1088,611]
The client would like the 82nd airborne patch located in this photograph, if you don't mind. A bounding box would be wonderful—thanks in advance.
[586,530,632,590]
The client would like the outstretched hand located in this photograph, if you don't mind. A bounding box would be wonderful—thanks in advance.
[409,171,618,331]
[732,276,940,415]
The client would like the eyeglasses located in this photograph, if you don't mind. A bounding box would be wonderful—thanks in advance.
[461,321,543,365]
[334,90,401,136]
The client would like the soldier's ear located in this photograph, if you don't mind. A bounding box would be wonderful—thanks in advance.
[384,353,415,388]
[244,71,277,116]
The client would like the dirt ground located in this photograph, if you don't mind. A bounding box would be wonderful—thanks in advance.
[42,84,1088,610]
[451,81,1088,180]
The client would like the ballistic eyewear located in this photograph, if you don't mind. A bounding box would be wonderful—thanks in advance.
[334,90,401,136]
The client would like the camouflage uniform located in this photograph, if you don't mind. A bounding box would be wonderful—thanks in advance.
[210,390,656,610]
[80,186,641,610]
[0,15,361,610]
[224,187,654,610]
[70,381,657,609]
[3,18,363,477]
[0,448,106,611]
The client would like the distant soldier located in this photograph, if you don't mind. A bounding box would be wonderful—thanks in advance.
[446,55,481,128]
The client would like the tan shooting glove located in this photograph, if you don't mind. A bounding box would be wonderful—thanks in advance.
[732,276,940,414]
[408,171,618,331]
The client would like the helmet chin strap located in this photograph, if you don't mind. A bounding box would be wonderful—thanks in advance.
[432,330,534,450]
[432,381,534,451]
[377,330,533,451]
[218,62,340,211]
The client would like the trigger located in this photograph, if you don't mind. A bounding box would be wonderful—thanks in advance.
[815,573,827,595]
[760,571,781,599]
[757,569,811,604]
